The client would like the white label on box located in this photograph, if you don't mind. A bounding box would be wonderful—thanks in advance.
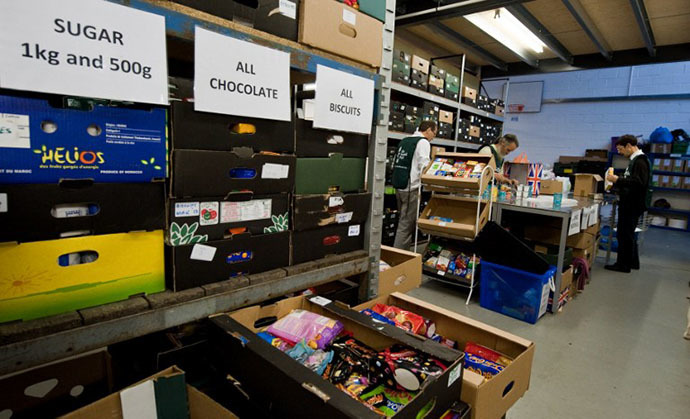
[438,222,447,227]
[335,211,353,224]
[348,225,361,236]
[194,27,291,121]
[310,296,332,307]
[190,243,217,262]
[199,202,220,226]
[314,65,375,134]
[220,199,272,223]
[279,0,297,19]
[0,193,7,213]
[0,0,168,105]
[0,113,30,149]
[569,210,582,236]
[342,9,357,25]
[120,380,157,419]
[448,364,462,387]
[175,202,200,218]
[303,99,316,121]
[261,163,290,179]
[538,280,550,319]
[437,270,446,276]
[329,196,345,208]
[580,207,590,230]
[589,204,598,227]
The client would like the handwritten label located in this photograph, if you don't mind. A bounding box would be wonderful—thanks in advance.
[589,204,599,227]
[329,196,345,207]
[0,0,168,104]
[309,296,332,307]
[190,244,217,262]
[194,26,290,121]
[175,202,200,218]
[335,212,353,224]
[348,225,361,236]
[279,0,297,19]
[314,65,374,134]
[0,193,7,213]
[569,210,582,236]
[0,113,30,149]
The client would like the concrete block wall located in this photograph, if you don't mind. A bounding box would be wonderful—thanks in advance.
[483,62,690,166]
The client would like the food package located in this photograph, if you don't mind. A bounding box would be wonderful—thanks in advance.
[267,309,344,349]
[464,342,512,366]
[463,353,505,380]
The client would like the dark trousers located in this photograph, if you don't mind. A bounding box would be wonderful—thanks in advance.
[616,206,642,269]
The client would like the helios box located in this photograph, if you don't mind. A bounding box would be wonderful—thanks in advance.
[0,93,167,184]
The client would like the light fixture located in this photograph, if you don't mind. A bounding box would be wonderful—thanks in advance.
[465,8,547,58]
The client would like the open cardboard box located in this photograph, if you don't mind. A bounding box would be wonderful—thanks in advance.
[421,153,495,193]
[354,293,535,419]
[418,195,490,240]
[379,245,423,296]
[210,295,464,418]
[61,366,238,418]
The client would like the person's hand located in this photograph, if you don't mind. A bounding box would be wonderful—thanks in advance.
[606,173,618,183]
[510,178,519,186]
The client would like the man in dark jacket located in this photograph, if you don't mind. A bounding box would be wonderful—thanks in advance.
[606,135,650,273]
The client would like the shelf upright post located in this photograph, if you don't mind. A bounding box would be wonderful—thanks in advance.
[363,0,398,300]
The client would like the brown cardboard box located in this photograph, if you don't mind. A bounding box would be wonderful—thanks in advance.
[670,176,683,189]
[422,152,495,192]
[439,110,454,124]
[462,86,477,100]
[585,149,609,159]
[495,105,504,116]
[559,156,607,164]
[525,226,595,249]
[650,143,672,154]
[428,73,444,88]
[662,158,673,171]
[684,177,690,189]
[299,0,383,67]
[685,161,690,173]
[540,179,564,195]
[62,367,238,418]
[672,159,685,173]
[431,146,446,159]
[411,54,430,74]
[378,245,422,297]
[661,175,671,187]
[469,126,481,137]
[651,174,661,186]
[418,195,490,239]
[574,174,603,197]
[652,158,664,170]
[355,293,535,419]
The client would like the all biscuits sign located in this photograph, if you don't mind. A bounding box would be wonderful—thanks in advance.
[313,65,374,135]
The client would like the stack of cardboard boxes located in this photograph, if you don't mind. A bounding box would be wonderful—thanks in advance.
[0,93,168,323]
[652,157,690,189]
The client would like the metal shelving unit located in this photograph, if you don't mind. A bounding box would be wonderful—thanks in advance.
[0,0,395,376]
[652,186,690,193]
[652,170,690,176]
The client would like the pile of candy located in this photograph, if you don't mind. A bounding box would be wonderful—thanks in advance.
[463,342,512,381]
[423,242,479,280]
[426,158,486,179]
[257,309,451,416]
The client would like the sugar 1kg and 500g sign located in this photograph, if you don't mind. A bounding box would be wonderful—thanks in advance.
[20,19,153,79]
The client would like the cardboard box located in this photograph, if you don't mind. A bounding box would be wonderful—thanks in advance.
[295,118,368,157]
[0,182,165,243]
[392,70,410,84]
[293,192,371,231]
[167,193,288,245]
[419,195,490,240]
[378,246,422,296]
[684,177,690,189]
[539,179,564,195]
[495,106,504,116]
[422,152,495,192]
[661,175,671,187]
[651,174,661,186]
[299,0,382,67]
[410,68,427,84]
[672,159,685,173]
[548,265,573,313]
[685,161,690,173]
[585,149,609,159]
[357,0,386,22]
[411,79,428,91]
[171,100,294,153]
[423,101,440,116]
[439,110,454,124]
[411,55,430,74]
[171,150,295,197]
[652,158,664,170]
[525,226,595,250]
[0,350,112,419]
[469,126,481,137]
[211,295,464,419]
[0,231,165,322]
[0,93,167,184]
[295,154,365,194]
[291,223,364,264]
[405,105,422,117]
[573,174,603,197]
[355,293,535,419]
[662,158,673,171]
[393,49,411,64]
[650,143,671,154]
[670,175,683,189]
[462,86,477,100]
[62,366,239,419]
[428,74,445,96]
[169,231,290,291]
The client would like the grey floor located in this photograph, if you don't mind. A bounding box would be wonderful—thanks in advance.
[408,228,690,419]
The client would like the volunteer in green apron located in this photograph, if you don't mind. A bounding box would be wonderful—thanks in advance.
[478,134,520,185]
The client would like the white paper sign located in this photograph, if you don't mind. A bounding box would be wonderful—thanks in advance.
[120,380,157,419]
[348,225,361,236]
[175,202,200,218]
[220,199,272,223]
[314,65,375,134]
[0,113,30,149]
[261,163,290,179]
[190,243,217,262]
[343,9,357,26]
[194,27,290,121]
[309,296,332,307]
[580,207,591,231]
[0,193,7,213]
[0,0,168,104]
[335,212,353,224]
[589,204,599,227]
[279,0,297,19]
[569,210,582,236]
[329,196,345,208]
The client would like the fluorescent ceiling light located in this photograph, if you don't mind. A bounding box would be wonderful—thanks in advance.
[465,8,547,57]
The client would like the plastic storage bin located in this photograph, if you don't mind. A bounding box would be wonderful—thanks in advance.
[480,261,556,324]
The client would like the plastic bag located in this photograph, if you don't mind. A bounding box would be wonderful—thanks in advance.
[267,309,344,349]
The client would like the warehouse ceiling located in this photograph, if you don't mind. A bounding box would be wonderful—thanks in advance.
[395,0,690,75]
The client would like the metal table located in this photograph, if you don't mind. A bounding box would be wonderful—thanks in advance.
[492,196,602,312]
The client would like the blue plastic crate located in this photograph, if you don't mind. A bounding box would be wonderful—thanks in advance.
[480,261,556,324]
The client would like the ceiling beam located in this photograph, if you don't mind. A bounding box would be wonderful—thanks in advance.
[427,22,509,71]
[561,0,612,60]
[506,4,574,64]
[396,0,532,28]
[629,0,656,57]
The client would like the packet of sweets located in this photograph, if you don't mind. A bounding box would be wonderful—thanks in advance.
[465,342,512,366]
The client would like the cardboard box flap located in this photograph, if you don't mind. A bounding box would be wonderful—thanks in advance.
[378,246,423,297]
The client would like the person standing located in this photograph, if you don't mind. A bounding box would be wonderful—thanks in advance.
[606,135,651,273]
[391,120,437,250]
[478,134,520,185]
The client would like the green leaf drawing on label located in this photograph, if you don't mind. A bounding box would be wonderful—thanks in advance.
[170,222,208,246]
[263,212,289,234]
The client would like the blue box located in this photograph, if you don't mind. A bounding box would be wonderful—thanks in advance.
[0,94,167,183]
[480,261,556,324]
